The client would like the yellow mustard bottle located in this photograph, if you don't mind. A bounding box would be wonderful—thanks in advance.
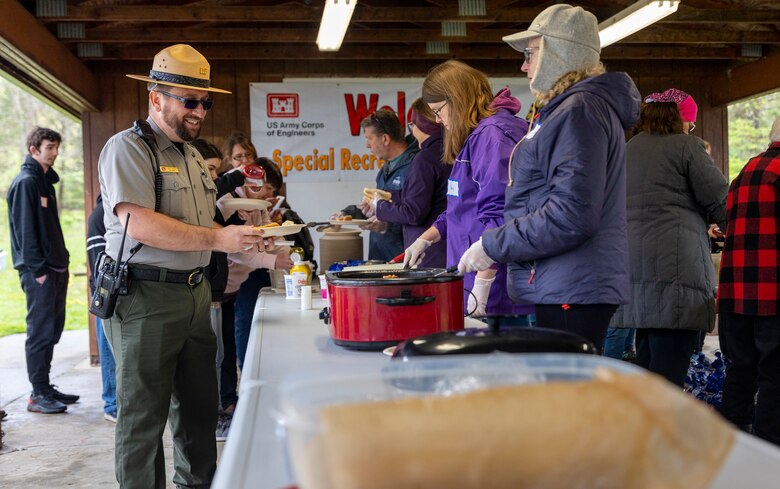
[290,260,310,298]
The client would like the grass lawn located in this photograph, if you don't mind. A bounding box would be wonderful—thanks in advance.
[0,202,88,337]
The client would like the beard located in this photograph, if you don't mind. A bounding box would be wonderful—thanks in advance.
[161,105,201,142]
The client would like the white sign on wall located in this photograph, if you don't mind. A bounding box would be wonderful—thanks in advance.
[250,78,532,184]
[249,78,532,263]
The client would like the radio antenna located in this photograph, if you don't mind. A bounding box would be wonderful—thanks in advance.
[114,214,131,276]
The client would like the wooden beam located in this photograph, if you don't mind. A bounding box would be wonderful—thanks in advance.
[619,27,780,45]
[711,51,780,106]
[671,6,780,23]
[93,43,746,61]
[73,27,509,44]
[42,5,780,24]
[97,58,732,79]
[70,26,780,45]
[0,0,99,113]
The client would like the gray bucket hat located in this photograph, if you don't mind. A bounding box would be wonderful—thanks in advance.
[503,4,601,94]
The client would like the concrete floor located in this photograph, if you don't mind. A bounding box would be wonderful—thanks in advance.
[0,330,224,488]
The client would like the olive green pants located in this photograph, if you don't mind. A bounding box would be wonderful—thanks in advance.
[106,277,217,489]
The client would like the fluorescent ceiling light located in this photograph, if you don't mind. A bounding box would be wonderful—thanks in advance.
[598,0,680,48]
[316,0,357,52]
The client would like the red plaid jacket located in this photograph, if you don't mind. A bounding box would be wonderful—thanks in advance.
[718,142,780,315]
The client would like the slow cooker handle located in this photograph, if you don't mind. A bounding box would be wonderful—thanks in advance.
[376,289,435,307]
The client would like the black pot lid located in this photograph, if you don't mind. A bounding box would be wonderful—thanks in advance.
[391,326,597,359]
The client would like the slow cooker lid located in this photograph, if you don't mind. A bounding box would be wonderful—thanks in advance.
[327,268,461,285]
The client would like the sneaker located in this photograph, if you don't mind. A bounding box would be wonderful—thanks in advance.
[215,413,232,442]
[621,350,638,364]
[47,385,80,404]
[104,411,117,423]
[27,393,67,414]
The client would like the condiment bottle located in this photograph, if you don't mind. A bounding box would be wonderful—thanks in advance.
[290,260,310,298]
[289,247,305,263]
[242,164,266,187]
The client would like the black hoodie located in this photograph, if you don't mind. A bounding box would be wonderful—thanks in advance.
[6,155,69,276]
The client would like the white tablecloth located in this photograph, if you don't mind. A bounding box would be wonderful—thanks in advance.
[212,289,389,488]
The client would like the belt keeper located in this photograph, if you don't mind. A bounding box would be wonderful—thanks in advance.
[159,268,168,282]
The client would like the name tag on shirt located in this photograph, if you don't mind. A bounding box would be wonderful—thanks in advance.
[159,166,179,173]
[447,178,459,197]
[40,197,48,208]
[526,123,541,140]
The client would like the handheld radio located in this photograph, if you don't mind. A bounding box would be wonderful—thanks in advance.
[89,214,133,319]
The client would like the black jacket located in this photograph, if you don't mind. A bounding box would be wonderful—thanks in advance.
[86,195,106,293]
[6,156,69,276]
[207,170,246,302]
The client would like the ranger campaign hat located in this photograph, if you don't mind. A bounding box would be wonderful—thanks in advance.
[127,44,231,94]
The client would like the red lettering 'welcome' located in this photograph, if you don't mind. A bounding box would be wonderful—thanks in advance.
[345,93,379,136]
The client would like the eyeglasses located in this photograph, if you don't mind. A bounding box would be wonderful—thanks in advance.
[522,47,539,63]
[431,101,448,119]
[688,122,696,134]
[231,152,254,162]
[407,121,415,129]
[370,112,391,135]
[155,90,213,110]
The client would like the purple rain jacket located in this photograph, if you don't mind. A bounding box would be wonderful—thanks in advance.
[482,72,641,305]
[375,130,451,268]
[432,88,534,315]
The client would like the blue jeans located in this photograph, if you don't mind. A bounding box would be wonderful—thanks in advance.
[602,327,635,359]
[95,317,117,415]
[234,269,270,369]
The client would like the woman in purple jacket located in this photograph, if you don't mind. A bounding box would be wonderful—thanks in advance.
[404,60,534,319]
[365,98,450,268]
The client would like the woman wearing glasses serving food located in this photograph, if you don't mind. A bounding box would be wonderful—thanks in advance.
[404,60,534,320]
[362,98,451,269]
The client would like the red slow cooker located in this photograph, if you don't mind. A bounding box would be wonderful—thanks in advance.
[323,269,464,350]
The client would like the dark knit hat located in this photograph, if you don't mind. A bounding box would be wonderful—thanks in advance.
[410,108,441,137]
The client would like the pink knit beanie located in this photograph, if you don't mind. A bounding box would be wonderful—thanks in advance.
[644,88,697,122]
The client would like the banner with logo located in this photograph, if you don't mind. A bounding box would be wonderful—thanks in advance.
[250,78,532,183]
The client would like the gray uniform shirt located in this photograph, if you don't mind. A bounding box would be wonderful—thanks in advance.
[98,118,217,270]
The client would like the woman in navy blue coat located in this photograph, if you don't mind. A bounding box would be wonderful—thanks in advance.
[458,5,640,346]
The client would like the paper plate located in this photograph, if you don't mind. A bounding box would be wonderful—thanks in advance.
[328,219,371,226]
[255,224,306,237]
[221,198,271,212]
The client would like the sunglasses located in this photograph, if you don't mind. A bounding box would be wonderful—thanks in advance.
[155,90,213,110]
[370,112,391,135]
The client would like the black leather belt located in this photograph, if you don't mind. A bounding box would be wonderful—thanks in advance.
[129,267,205,286]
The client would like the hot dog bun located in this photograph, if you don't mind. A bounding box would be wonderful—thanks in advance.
[298,370,734,489]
